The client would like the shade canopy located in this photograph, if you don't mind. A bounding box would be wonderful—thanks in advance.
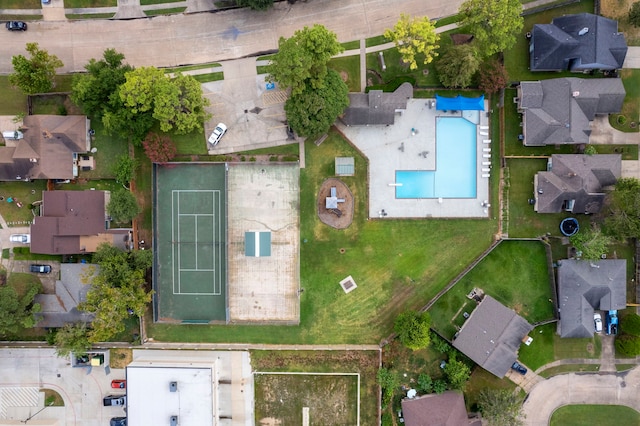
[435,94,485,111]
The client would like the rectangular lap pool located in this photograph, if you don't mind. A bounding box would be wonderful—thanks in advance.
[396,117,477,198]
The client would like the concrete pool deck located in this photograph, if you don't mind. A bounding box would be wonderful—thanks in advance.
[336,99,491,218]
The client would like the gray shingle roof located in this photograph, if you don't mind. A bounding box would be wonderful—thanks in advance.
[341,82,412,125]
[452,296,533,378]
[557,259,626,338]
[530,13,627,72]
[534,154,621,213]
[517,78,625,146]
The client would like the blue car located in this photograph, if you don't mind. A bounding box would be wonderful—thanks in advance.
[511,362,527,375]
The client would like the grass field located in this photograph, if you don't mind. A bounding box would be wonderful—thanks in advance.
[329,56,361,92]
[550,405,640,426]
[609,69,640,133]
[429,240,554,339]
[538,364,600,378]
[147,130,497,344]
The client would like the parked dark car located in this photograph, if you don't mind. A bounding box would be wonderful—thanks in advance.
[30,264,52,274]
[6,21,27,31]
[103,395,126,406]
[511,361,527,375]
[110,417,126,426]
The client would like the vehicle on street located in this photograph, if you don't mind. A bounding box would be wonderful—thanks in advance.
[103,395,126,406]
[594,312,603,333]
[511,361,527,375]
[30,264,52,274]
[111,380,126,389]
[6,21,27,31]
[110,417,126,426]
[208,123,227,146]
[10,234,30,244]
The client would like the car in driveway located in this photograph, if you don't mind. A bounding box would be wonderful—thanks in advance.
[111,380,126,389]
[594,312,603,333]
[110,417,126,426]
[30,264,52,274]
[208,123,227,146]
[10,234,30,244]
[103,395,126,406]
[6,21,27,31]
[511,361,527,375]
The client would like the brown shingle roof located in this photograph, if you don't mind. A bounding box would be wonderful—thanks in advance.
[402,391,471,426]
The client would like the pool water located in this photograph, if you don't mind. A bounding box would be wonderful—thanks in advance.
[396,117,477,198]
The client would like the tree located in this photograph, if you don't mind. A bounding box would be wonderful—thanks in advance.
[142,132,178,163]
[615,334,640,356]
[112,155,138,189]
[268,25,343,96]
[9,42,64,94]
[384,13,440,70]
[394,310,431,350]
[152,73,211,134]
[630,2,640,27]
[0,282,41,337]
[477,388,525,426]
[107,190,141,224]
[236,0,274,10]
[71,49,133,119]
[443,354,471,389]
[459,0,523,58]
[417,373,433,393]
[54,323,91,357]
[436,44,479,88]
[377,367,399,409]
[432,379,447,394]
[284,69,349,139]
[478,59,509,94]
[604,177,640,239]
[430,331,451,353]
[570,224,613,260]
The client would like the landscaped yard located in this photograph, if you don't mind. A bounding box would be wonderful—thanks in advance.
[329,56,361,92]
[147,130,497,344]
[429,240,555,339]
[610,69,640,133]
[550,405,640,426]
[0,181,47,226]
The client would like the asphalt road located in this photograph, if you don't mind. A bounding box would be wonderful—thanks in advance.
[0,0,463,74]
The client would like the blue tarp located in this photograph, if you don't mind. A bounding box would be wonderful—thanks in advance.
[435,94,485,111]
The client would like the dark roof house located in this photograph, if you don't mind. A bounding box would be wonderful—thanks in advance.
[557,259,626,338]
[452,295,533,378]
[534,154,621,214]
[530,13,627,72]
[401,391,481,426]
[0,115,90,181]
[30,190,132,255]
[517,78,625,146]
[340,82,412,125]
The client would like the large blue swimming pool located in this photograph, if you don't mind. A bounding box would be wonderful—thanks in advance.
[396,117,477,198]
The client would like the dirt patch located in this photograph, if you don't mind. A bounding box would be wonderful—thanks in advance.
[317,178,354,229]
[601,0,640,44]
[339,70,349,82]
[109,348,133,369]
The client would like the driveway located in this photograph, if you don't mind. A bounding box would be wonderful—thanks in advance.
[522,366,640,425]
[0,0,463,74]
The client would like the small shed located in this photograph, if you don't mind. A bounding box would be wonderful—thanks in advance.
[245,231,271,257]
[335,157,354,176]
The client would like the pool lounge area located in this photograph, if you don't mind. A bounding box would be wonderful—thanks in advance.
[336,98,491,218]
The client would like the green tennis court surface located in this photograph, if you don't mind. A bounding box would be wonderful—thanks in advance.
[153,163,227,322]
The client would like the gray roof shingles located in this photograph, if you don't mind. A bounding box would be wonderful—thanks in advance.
[341,82,412,126]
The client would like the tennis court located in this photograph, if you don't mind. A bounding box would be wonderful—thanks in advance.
[153,163,227,322]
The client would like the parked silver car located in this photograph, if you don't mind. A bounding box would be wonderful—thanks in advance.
[9,234,30,244]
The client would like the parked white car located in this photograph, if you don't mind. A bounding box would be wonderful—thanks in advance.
[10,234,30,244]
[208,123,227,146]
[594,312,603,333]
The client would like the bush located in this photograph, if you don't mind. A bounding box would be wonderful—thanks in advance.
[630,2,640,27]
[621,314,640,336]
[615,334,640,356]
[417,373,432,393]
[584,145,597,156]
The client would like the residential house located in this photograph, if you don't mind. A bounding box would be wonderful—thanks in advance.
[452,295,533,378]
[30,190,132,255]
[529,13,627,72]
[340,82,412,126]
[517,78,625,146]
[34,264,98,327]
[556,259,626,338]
[534,154,621,214]
[0,115,91,181]
[401,391,481,426]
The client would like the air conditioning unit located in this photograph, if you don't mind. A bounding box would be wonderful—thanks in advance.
[169,381,178,392]
[170,416,178,426]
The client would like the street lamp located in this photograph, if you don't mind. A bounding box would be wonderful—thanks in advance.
[21,401,54,424]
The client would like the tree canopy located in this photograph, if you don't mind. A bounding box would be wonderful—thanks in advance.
[236,0,274,10]
[459,0,523,57]
[443,354,471,389]
[478,59,509,94]
[107,189,141,224]
[604,177,640,239]
[79,244,153,342]
[477,388,524,426]
[394,310,432,350]
[142,132,178,163]
[112,155,138,189]
[268,24,344,96]
[54,322,91,357]
[9,42,64,94]
[71,49,133,119]
[0,279,41,338]
[630,2,640,27]
[436,44,479,88]
[570,223,612,260]
[284,69,349,138]
[384,13,440,70]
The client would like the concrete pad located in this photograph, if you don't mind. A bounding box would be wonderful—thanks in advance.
[623,47,640,69]
[114,0,146,19]
[42,1,67,22]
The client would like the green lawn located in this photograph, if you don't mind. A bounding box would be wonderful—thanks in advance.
[340,40,360,51]
[0,181,47,226]
[609,69,640,133]
[141,0,175,4]
[80,120,129,179]
[464,367,519,412]
[190,72,224,83]
[8,272,42,298]
[365,43,443,89]
[0,77,27,115]
[10,247,62,262]
[148,130,497,344]
[329,56,361,92]
[239,143,299,157]
[0,0,42,7]
[63,0,116,6]
[171,128,207,155]
[538,364,600,378]
[145,7,186,16]
[429,240,554,339]
[550,405,640,426]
